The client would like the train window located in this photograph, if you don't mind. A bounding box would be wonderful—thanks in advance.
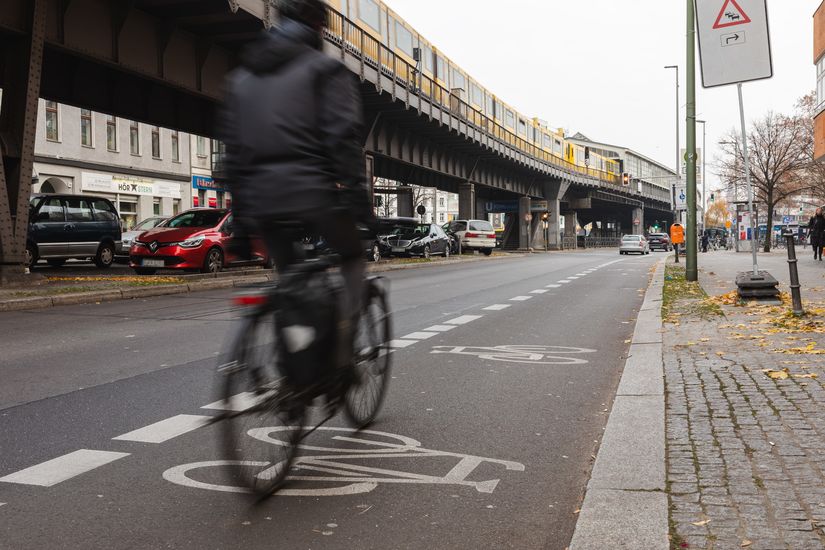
[358,0,380,31]
[451,68,466,91]
[486,95,495,117]
[470,84,483,107]
[518,119,527,137]
[422,45,433,73]
[394,20,414,56]
[543,134,552,149]
[505,110,515,129]
[436,56,446,82]
[553,139,562,154]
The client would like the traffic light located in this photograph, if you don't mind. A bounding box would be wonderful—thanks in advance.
[622,173,630,186]
[541,212,549,222]
[710,193,715,202]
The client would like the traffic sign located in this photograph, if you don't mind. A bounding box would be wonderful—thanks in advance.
[675,186,688,211]
[695,0,772,88]
[633,218,641,226]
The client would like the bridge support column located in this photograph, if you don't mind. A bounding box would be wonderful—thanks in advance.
[0,0,46,285]
[547,200,563,250]
[459,183,475,220]
[397,185,414,218]
[632,207,644,236]
[564,213,578,250]
[519,196,532,250]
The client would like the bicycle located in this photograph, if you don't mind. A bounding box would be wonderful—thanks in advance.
[214,241,392,497]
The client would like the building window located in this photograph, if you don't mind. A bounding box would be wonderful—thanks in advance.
[118,199,138,231]
[129,121,140,155]
[153,199,161,216]
[358,0,380,31]
[196,136,207,158]
[45,101,59,141]
[173,199,181,215]
[151,126,161,159]
[171,131,180,162]
[80,109,93,147]
[817,55,825,114]
[439,197,445,208]
[106,115,117,151]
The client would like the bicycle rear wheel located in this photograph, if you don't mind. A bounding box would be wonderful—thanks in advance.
[344,278,392,429]
[218,312,305,496]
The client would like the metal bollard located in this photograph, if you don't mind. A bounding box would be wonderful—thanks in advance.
[784,231,804,316]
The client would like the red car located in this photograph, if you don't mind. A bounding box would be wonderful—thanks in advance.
[129,208,269,274]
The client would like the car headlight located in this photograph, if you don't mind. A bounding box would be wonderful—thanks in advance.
[122,238,132,247]
[179,236,205,249]
[132,241,147,249]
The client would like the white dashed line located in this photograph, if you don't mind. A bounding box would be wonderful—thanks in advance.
[0,450,130,487]
[445,315,484,325]
[530,289,548,294]
[113,414,211,444]
[424,325,457,332]
[545,284,562,289]
[484,304,511,311]
[203,393,258,412]
[558,280,572,284]
[388,339,417,349]
[568,276,579,280]
[402,332,439,340]
[510,296,533,301]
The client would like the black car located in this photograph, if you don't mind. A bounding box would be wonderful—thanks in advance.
[360,217,419,262]
[647,233,672,252]
[382,223,451,259]
[26,194,122,268]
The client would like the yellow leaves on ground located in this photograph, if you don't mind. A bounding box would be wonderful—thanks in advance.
[773,342,825,355]
[707,291,740,306]
[47,275,184,284]
[763,368,819,380]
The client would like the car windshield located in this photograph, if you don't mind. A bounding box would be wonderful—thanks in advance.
[623,235,641,241]
[134,217,166,231]
[469,221,493,232]
[166,210,225,229]
[391,224,431,240]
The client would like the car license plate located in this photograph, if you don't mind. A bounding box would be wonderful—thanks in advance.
[392,247,406,253]
[142,259,165,268]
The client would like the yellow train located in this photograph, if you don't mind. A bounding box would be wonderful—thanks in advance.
[325,0,621,183]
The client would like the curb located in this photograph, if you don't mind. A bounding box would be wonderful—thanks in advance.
[0,253,528,312]
[569,258,669,550]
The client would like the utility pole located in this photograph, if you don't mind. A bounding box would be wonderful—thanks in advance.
[664,65,680,228]
[685,0,698,282]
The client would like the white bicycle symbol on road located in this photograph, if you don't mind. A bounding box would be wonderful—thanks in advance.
[164,428,525,497]
[431,345,597,365]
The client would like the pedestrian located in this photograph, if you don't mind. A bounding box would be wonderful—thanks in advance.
[701,232,709,253]
[808,208,825,260]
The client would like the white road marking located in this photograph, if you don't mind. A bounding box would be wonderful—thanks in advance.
[530,289,548,294]
[510,296,533,301]
[483,304,511,311]
[388,339,417,349]
[0,450,130,487]
[202,392,258,412]
[558,280,572,284]
[445,315,484,325]
[113,414,211,444]
[402,332,439,340]
[545,284,562,289]
[568,276,579,280]
[424,325,457,332]
[0,503,6,507]
[576,273,588,276]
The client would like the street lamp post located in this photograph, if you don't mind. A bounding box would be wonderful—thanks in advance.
[697,119,707,228]
[664,65,680,228]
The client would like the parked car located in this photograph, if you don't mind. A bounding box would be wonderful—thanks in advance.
[443,219,496,255]
[647,233,672,252]
[383,223,451,258]
[361,217,419,262]
[129,208,269,274]
[25,193,122,269]
[117,216,168,259]
[619,234,650,255]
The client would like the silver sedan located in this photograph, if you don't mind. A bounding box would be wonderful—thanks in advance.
[619,235,650,255]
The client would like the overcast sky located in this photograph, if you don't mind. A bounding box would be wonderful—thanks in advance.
[385,0,819,192]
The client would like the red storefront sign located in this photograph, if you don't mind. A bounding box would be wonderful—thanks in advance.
[208,197,218,208]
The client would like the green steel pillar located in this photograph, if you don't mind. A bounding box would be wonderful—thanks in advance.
[685,0,698,281]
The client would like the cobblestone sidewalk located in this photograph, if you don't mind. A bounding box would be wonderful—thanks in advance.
[665,252,825,549]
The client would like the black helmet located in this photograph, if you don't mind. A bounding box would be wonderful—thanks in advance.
[278,0,327,30]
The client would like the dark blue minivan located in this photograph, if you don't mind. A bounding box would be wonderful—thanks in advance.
[26,194,122,268]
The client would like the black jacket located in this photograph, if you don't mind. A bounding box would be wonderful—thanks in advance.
[809,215,825,239]
[218,20,369,221]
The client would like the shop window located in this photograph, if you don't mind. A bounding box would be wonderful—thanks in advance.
[119,200,138,230]
[153,199,161,216]
[217,191,225,208]
[151,127,161,159]
[196,136,207,158]
[173,199,181,215]
[130,121,140,155]
[106,116,117,151]
[81,109,93,147]
[45,101,59,142]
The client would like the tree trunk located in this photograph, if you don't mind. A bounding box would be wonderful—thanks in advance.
[764,191,774,253]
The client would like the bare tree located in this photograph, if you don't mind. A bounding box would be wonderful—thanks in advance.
[717,103,813,252]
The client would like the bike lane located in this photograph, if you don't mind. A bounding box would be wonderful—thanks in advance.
[0,253,658,549]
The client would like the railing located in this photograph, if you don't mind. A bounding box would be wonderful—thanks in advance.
[324,8,623,188]
[582,237,622,248]
[561,236,578,249]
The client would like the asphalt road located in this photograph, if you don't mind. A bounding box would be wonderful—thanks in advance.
[0,250,659,550]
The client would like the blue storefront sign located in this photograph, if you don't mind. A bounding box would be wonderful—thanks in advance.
[192,175,226,192]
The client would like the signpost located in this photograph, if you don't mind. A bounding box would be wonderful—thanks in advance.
[695,0,776,296]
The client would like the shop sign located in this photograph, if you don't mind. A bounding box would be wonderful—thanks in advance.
[82,172,182,199]
[192,175,226,192]
[208,197,218,208]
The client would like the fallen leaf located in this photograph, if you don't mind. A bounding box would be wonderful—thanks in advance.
[763,368,790,380]
[741,540,753,547]
[691,519,711,526]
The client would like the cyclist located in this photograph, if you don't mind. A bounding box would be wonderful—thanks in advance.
[217,0,374,369]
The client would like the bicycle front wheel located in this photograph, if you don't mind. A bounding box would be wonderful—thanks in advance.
[344,278,392,429]
[218,312,305,496]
